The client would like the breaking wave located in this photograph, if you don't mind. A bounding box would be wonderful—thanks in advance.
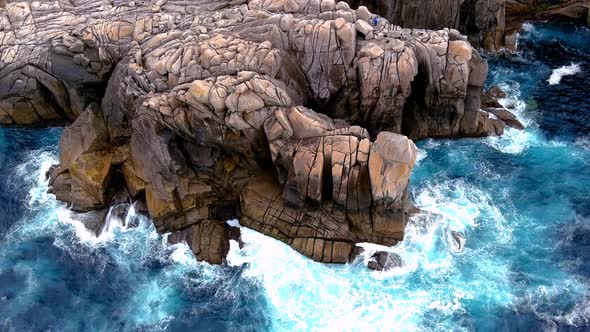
[547,63,581,85]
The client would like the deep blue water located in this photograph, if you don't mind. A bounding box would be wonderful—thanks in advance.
[0,22,589,331]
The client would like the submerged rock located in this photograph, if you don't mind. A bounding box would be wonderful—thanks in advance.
[367,251,403,271]
[487,85,507,99]
[1,0,511,264]
[447,230,466,253]
[69,209,109,236]
[482,86,525,130]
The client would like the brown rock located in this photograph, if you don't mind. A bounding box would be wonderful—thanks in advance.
[355,19,374,36]
[485,107,525,130]
[60,104,109,168]
[68,151,113,208]
[369,132,417,204]
[0,0,512,266]
[367,251,403,271]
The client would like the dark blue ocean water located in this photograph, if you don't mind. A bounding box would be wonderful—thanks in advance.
[0,22,589,331]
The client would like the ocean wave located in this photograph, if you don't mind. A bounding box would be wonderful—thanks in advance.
[1,147,522,331]
[1,149,239,330]
[522,22,536,33]
[548,63,581,85]
[415,148,428,165]
[484,81,538,154]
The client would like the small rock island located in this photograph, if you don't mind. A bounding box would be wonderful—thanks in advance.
[3,0,558,265]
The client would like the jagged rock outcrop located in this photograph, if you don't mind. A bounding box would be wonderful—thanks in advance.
[0,0,515,264]
[348,0,465,30]
[348,0,503,49]
[349,0,590,51]
[481,85,524,130]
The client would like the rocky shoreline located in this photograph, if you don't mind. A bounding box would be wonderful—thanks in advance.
[0,0,542,266]
[350,0,590,51]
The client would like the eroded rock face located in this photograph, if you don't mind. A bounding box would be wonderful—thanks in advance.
[1,0,512,264]
[349,0,502,49]
[493,0,589,50]
[348,1,464,31]
[351,1,589,51]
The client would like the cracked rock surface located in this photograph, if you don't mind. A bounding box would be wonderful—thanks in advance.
[1,0,512,264]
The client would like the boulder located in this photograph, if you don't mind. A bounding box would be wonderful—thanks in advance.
[369,132,417,205]
[60,103,109,168]
[485,107,524,130]
[447,230,466,253]
[69,209,109,236]
[356,6,371,21]
[481,86,524,130]
[367,251,403,271]
[355,19,374,36]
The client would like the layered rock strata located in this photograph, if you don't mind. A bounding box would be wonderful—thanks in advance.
[1,0,514,264]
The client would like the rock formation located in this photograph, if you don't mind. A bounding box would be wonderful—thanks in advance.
[481,85,524,130]
[348,0,503,49]
[0,0,517,264]
[491,0,590,50]
[367,250,402,271]
[350,0,590,51]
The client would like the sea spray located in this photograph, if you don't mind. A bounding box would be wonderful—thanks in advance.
[548,63,581,85]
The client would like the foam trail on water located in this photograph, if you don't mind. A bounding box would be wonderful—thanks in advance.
[548,63,581,85]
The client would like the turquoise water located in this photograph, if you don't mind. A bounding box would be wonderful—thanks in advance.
[0,22,589,331]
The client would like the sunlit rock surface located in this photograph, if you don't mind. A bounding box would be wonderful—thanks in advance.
[0,0,516,263]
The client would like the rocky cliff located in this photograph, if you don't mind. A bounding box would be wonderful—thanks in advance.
[350,0,590,50]
[493,0,590,50]
[0,0,517,264]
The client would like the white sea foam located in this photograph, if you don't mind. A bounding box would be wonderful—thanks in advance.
[558,297,590,327]
[223,179,517,331]
[226,218,241,228]
[484,81,539,154]
[415,148,428,165]
[548,63,581,85]
[6,119,588,331]
[4,149,203,329]
[522,22,537,33]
